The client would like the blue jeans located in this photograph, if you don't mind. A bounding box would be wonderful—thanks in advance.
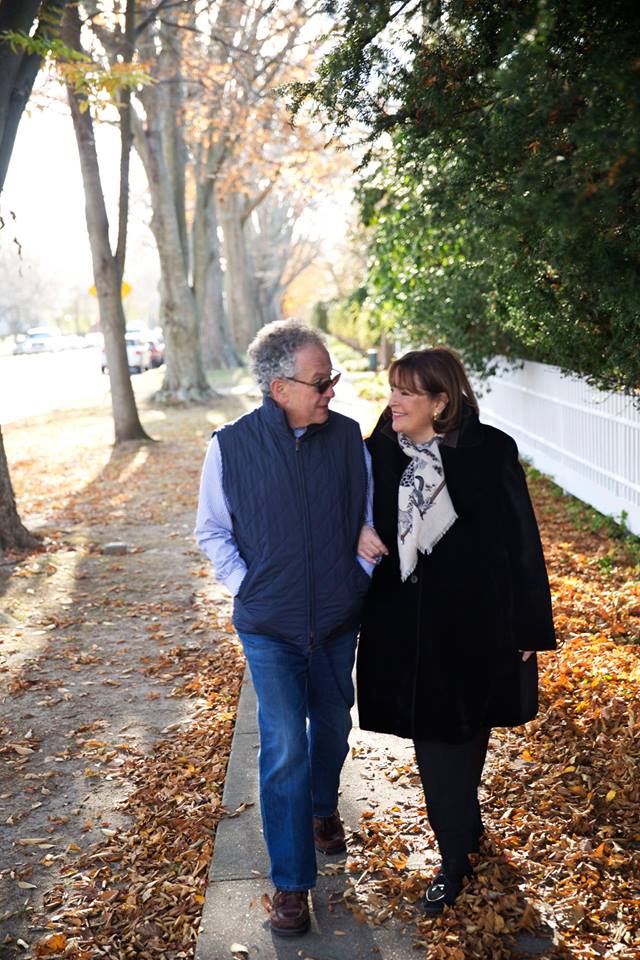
[238,629,357,891]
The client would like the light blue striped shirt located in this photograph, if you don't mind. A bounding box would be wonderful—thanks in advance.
[195,428,375,595]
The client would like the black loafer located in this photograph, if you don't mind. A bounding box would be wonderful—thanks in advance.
[423,867,470,915]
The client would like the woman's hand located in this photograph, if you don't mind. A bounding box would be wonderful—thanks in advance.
[521,651,534,662]
[358,524,389,564]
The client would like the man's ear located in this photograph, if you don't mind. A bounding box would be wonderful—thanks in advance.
[271,378,286,402]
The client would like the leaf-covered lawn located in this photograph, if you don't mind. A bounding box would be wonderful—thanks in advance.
[338,469,640,959]
[1,400,250,959]
[2,399,638,959]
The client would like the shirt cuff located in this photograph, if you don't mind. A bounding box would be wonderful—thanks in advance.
[357,556,376,578]
[223,565,248,597]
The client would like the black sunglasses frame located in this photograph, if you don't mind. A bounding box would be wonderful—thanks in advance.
[284,370,341,394]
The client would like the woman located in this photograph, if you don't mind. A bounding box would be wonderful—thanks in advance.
[357,347,555,914]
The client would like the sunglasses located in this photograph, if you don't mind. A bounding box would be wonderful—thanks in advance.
[284,370,341,394]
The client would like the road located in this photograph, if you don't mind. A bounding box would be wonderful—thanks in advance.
[0,348,379,432]
[0,349,161,426]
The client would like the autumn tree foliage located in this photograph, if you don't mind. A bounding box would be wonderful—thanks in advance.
[7,2,340,409]
[78,0,342,398]
[147,0,345,363]
[295,0,640,393]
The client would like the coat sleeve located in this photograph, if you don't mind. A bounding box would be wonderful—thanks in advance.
[500,436,556,651]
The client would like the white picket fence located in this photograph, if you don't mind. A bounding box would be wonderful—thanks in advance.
[476,360,640,536]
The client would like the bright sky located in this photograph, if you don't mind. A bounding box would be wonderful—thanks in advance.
[1,87,160,330]
[0,71,354,335]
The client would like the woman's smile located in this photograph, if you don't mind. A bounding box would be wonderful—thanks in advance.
[389,387,440,442]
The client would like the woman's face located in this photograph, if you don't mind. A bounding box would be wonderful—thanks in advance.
[388,381,446,443]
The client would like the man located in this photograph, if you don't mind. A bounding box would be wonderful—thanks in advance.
[195,319,373,937]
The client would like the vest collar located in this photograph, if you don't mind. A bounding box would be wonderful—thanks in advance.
[261,395,329,439]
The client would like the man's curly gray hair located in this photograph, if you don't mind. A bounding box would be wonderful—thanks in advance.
[248,319,327,396]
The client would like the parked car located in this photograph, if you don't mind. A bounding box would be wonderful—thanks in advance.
[13,327,62,354]
[101,336,152,374]
[147,334,165,368]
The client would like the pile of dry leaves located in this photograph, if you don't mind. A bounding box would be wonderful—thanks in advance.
[33,636,244,960]
[2,402,249,959]
[335,471,639,959]
[3,402,638,959]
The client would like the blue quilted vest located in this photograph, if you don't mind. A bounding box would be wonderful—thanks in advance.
[217,397,369,646]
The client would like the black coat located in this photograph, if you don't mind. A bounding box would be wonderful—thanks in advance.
[357,407,556,744]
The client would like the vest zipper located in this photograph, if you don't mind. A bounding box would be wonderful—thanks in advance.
[295,434,315,646]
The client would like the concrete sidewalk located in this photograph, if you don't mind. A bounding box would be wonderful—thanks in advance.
[195,668,430,960]
[193,381,555,958]
[194,669,555,960]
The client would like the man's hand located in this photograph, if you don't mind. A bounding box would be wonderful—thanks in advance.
[521,651,534,661]
[358,524,389,564]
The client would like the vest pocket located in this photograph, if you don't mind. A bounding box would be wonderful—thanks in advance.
[236,565,255,603]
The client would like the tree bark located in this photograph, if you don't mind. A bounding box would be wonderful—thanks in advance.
[218,190,262,352]
[251,200,285,327]
[192,170,238,369]
[132,31,211,403]
[114,0,135,274]
[377,331,394,368]
[0,0,68,194]
[0,0,68,551]
[63,4,149,442]
[0,426,39,554]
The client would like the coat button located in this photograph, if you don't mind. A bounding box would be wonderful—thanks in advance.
[409,574,418,584]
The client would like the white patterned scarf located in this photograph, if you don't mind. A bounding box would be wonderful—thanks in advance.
[397,433,458,581]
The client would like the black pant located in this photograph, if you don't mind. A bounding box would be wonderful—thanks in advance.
[414,727,490,871]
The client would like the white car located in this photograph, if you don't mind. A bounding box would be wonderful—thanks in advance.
[13,327,62,354]
[101,336,152,374]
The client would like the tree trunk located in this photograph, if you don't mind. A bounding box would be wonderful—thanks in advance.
[218,190,262,352]
[378,330,394,368]
[63,5,149,442]
[248,204,286,328]
[0,426,39,554]
[0,0,68,552]
[0,0,68,193]
[114,0,135,274]
[193,176,238,369]
[133,65,211,402]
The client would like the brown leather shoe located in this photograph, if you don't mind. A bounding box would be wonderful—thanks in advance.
[313,810,346,855]
[269,889,310,937]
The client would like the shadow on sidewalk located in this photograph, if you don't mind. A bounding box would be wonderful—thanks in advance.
[0,402,246,950]
[196,676,581,960]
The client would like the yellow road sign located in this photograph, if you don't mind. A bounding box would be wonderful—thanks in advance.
[89,281,132,299]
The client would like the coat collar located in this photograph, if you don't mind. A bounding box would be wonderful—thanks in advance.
[378,403,482,450]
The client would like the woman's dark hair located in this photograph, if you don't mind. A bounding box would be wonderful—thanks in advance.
[388,347,479,434]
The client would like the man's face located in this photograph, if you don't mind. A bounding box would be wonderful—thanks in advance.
[272,344,336,428]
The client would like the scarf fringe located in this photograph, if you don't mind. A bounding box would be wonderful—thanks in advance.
[400,512,457,582]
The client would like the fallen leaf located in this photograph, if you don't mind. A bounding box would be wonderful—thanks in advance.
[35,933,68,956]
[230,944,249,958]
[260,892,272,914]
